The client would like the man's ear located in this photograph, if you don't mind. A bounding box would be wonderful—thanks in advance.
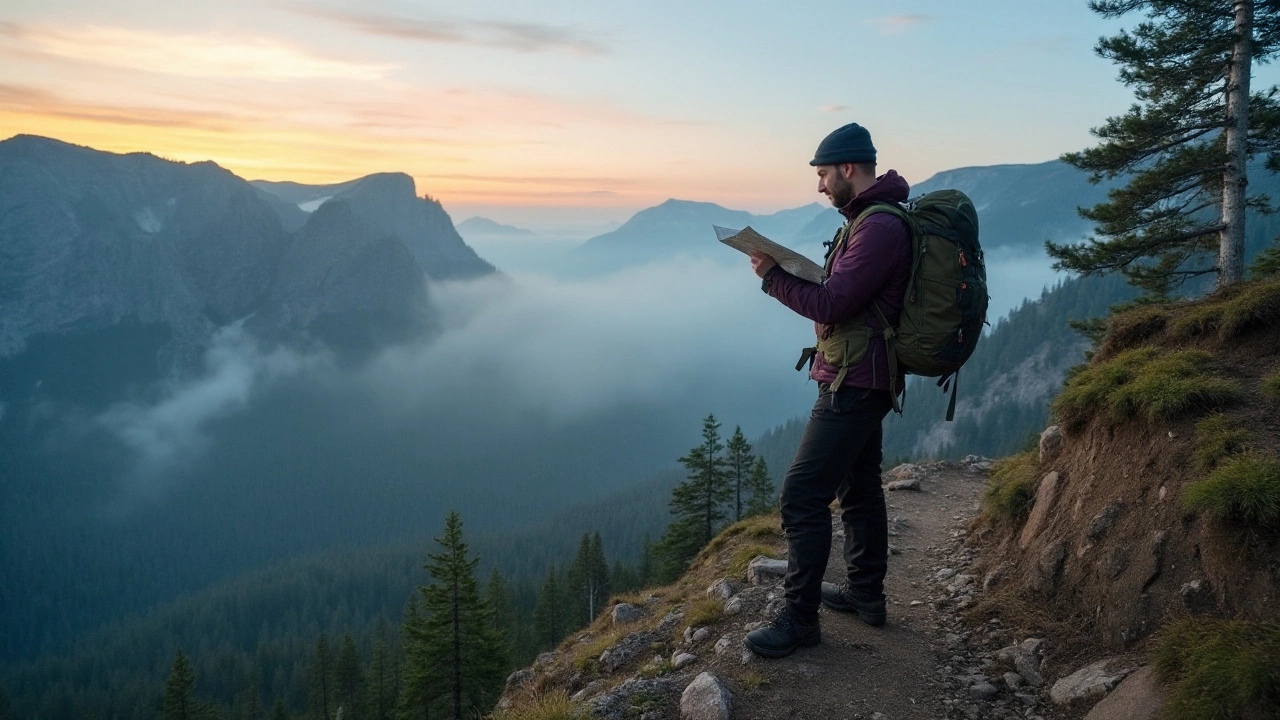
[839,163,857,180]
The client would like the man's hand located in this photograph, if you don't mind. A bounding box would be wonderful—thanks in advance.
[750,251,777,279]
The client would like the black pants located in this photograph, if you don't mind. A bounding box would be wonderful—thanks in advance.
[780,385,893,620]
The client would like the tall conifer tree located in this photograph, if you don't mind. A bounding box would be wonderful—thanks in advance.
[744,457,776,518]
[369,622,396,720]
[568,532,610,625]
[655,414,732,580]
[724,427,758,522]
[532,566,566,648]
[161,650,207,720]
[1051,0,1280,294]
[334,633,363,720]
[308,634,334,720]
[399,511,506,720]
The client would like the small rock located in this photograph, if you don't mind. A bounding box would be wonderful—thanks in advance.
[1039,425,1065,463]
[612,602,646,625]
[936,568,957,581]
[705,578,742,600]
[714,635,733,655]
[534,650,557,668]
[1050,658,1131,705]
[680,672,732,720]
[724,595,745,615]
[672,652,698,670]
[969,681,999,700]
[1082,666,1164,720]
[691,627,711,644]
[1003,672,1023,689]
[1179,579,1214,612]
[887,477,922,491]
[1088,501,1125,540]
[570,678,610,702]
[982,564,1007,593]
[747,556,787,585]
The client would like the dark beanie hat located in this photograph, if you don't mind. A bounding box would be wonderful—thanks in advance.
[810,123,877,166]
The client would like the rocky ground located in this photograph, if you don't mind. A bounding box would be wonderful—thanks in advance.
[500,456,1162,720]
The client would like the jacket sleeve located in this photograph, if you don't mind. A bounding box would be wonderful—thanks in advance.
[765,214,909,325]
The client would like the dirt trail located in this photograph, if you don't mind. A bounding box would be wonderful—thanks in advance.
[732,461,1032,720]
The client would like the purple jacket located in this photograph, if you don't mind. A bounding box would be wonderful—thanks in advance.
[764,170,912,391]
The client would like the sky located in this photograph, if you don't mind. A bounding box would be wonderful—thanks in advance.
[2,0,1145,231]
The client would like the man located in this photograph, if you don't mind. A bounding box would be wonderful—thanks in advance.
[744,122,911,658]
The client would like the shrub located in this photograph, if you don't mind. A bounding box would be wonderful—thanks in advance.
[1262,370,1280,402]
[982,451,1040,521]
[1054,348,1241,430]
[1153,618,1280,720]
[1182,454,1280,527]
[1192,415,1254,472]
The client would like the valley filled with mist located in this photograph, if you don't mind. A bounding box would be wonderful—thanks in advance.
[5,135,1278,718]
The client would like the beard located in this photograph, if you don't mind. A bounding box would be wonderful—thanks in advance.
[825,176,855,208]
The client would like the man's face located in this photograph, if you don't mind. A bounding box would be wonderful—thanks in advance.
[816,164,855,208]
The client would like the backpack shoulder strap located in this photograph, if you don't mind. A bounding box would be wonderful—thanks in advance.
[826,202,911,270]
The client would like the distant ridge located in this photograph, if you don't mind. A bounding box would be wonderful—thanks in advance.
[457,216,538,237]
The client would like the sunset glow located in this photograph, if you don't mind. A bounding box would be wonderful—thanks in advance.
[1,1,1143,226]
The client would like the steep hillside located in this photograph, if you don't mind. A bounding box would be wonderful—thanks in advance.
[966,278,1280,716]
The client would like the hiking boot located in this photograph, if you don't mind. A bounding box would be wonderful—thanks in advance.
[821,582,886,626]
[743,606,820,658]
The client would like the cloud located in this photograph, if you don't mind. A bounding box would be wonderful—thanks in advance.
[99,324,327,492]
[0,82,258,129]
[820,104,847,113]
[295,6,609,56]
[868,14,930,34]
[10,23,393,80]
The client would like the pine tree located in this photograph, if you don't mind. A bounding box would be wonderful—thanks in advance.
[0,682,11,720]
[369,623,396,720]
[396,596,434,720]
[654,414,732,580]
[532,565,566,648]
[484,569,516,667]
[637,535,656,589]
[161,650,206,720]
[334,634,363,720]
[270,698,289,720]
[1051,0,1280,294]
[744,457,776,517]
[567,532,610,626]
[400,511,507,720]
[308,634,334,720]
[725,426,754,522]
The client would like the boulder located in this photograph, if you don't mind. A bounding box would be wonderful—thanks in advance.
[672,652,698,670]
[1019,471,1061,549]
[886,477,922,491]
[680,672,732,720]
[997,638,1045,687]
[746,556,787,586]
[705,578,742,600]
[1087,501,1125,540]
[1039,425,1065,463]
[504,668,534,693]
[587,678,677,720]
[1082,666,1164,720]
[612,603,646,625]
[1050,658,1131,705]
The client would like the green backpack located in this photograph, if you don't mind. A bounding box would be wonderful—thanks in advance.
[809,189,987,420]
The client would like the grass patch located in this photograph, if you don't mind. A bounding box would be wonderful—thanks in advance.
[492,689,576,720]
[1168,278,1280,340]
[1152,618,1280,720]
[1182,453,1280,528]
[680,599,724,634]
[726,545,780,579]
[1054,347,1241,431]
[982,451,1040,521]
[692,514,782,565]
[1103,303,1170,351]
[637,659,673,679]
[1262,370,1280,402]
[738,671,769,691]
[571,626,629,673]
[1192,415,1255,472]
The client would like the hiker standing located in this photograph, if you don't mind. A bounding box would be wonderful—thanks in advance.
[744,123,912,658]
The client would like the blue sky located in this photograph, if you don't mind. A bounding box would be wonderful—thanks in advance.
[0,0,1218,229]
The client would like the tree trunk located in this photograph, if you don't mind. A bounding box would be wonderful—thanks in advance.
[1222,0,1253,286]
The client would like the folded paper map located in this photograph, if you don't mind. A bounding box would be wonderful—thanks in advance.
[714,225,826,284]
